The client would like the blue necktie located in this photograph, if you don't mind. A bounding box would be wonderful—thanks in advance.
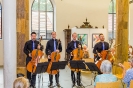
[54,39,56,51]
[32,41,35,50]
[74,41,76,49]
[102,42,105,50]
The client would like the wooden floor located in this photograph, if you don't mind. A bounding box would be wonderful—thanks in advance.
[0,66,95,88]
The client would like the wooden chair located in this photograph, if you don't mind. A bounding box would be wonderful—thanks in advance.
[115,61,130,79]
[82,58,94,63]
[40,58,48,62]
[40,53,48,62]
[114,61,130,88]
[130,80,133,88]
[96,81,121,88]
[123,61,131,70]
[81,58,94,73]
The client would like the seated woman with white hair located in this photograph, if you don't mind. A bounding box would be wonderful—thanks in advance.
[94,60,117,88]
[13,77,29,88]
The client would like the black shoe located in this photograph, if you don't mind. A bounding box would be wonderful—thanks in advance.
[77,83,82,87]
[72,83,75,87]
[30,85,36,88]
[48,83,53,87]
[56,83,61,87]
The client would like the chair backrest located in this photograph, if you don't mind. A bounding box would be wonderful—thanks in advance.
[83,58,94,62]
[40,58,48,62]
[123,61,130,70]
[130,80,133,88]
[96,81,121,88]
[115,61,130,79]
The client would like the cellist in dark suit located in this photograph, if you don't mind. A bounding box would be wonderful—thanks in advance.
[93,33,109,61]
[23,32,43,88]
[45,31,62,87]
[66,32,82,87]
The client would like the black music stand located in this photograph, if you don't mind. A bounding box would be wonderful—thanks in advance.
[85,62,102,74]
[50,61,67,71]
[35,62,49,74]
[70,60,86,70]
[34,62,49,88]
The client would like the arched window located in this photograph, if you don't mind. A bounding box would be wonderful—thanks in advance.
[108,0,116,39]
[0,4,2,39]
[31,0,54,39]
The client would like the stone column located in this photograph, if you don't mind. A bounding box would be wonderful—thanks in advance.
[16,0,29,77]
[3,0,16,87]
[113,0,129,75]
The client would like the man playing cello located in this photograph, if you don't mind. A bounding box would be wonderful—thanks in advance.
[93,33,109,62]
[66,32,83,87]
[45,31,62,87]
[23,32,43,88]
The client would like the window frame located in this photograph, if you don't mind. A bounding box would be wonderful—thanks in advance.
[31,0,54,40]
[108,0,116,39]
[108,13,116,39]
[0,3,2,39]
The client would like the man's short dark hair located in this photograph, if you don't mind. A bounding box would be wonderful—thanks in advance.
[31,32,36,35]
[99,33,103,37]
[51,31,56,35]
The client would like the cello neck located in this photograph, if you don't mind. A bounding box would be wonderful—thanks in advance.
[56,39,61,51]
[34,36,42,59]
[53,39,61,61]
[105,39,113,57]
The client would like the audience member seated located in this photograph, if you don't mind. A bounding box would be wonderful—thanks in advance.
[119,57,133,88]
[94,60,117,88]
[82,44,89,59]
[128,45,133,58]
[13,77,29,88]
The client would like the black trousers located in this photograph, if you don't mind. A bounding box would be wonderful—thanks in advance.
[71,71,81,85]
[48,59,60,84]
[70,56,81,85]
[49,72,59,84]
[26,57,36,86]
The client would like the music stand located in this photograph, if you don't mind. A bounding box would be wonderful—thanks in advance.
[49,61,67,88]
[50,61,67,71]
[35,62,49,74]
[85,62,102,74]
[70,60,86,70]
[34,62,49,88]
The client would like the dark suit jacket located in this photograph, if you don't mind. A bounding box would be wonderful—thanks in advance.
[45,39,62,55]
[23,40,39,57]
[66,40,80,54]
[93,41,109,54]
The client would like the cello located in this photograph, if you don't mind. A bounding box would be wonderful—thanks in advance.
[26,36,44,73]
[68,43,84,72]
[47,39,61,75]
[95,39,113,69]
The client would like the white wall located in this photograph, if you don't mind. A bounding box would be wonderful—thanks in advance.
[129,4,133,45]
